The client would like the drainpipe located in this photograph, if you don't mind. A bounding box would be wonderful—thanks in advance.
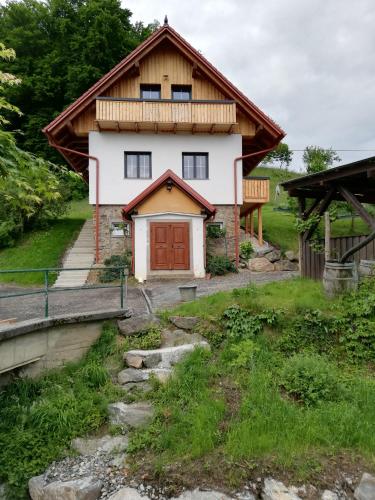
[47,136,101,264]
[233,146,276,268]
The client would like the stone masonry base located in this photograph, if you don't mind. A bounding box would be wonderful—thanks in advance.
[93,204,236,263]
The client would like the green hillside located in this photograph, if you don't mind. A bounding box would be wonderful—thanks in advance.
[249,166,369,253]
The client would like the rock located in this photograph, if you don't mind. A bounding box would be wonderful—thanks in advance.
[264,250,281,263]
[248,257,275,272]
[144,368,172,383]
[118,367,171,386]
[262,478,301,500]
[120,381,153,393]
[117,314,160,336]
[125,354,144,369]
[169,316,199,330]
[274,260,299,272]
[321,491,339,500]
[162,329,205,347]
[118,368,148,384]
[29,475,102,500]
[108,402,154,428]
[143,352,162,368]
[108,487,149,499]
[285,250,298,262]
[71,435,128,456]
[173,489,234,499]
[124,342,210,369]
[354,473,375,500]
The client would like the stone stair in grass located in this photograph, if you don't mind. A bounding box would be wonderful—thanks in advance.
[53,220,94,288]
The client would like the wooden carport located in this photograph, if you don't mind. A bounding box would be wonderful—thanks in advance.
[281,157,375,274]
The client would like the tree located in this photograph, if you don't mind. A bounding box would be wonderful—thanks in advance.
[0,0,157,160]
[262,142,293,170]
[303,146,341,174]
[0,43,75,246]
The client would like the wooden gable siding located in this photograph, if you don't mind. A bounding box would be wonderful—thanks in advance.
[72,43,256,136]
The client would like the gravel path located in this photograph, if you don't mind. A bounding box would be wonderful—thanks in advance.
[0,285,147,322]
[144,269,299,311]
[0,270,298,322]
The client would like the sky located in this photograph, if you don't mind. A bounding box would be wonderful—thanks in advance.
[125,0,375,171]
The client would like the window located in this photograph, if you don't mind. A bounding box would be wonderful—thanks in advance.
[182,153,208,179]
[124,152,152,179]
[172,85,192,100]
[140,84,161,99]
[111,222,131,237]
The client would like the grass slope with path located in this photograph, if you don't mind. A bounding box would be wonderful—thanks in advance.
[0,199,92,286]
[1,278,375,497]
[251,166,370,252]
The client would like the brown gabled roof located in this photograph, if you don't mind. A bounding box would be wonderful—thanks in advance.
[43,24,284,138]
[122,169,216,220]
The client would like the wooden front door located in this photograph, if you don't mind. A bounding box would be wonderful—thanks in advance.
[150,222,190,271]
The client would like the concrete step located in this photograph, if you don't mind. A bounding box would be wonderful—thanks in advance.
[124,342,210,369]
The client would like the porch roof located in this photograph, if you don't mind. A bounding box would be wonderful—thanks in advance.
[122,169,216,220]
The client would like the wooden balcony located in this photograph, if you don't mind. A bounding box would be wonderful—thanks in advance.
[95,97,237,133]
[242,176,270,204]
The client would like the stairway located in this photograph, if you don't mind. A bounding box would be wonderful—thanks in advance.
[53,220,94,288]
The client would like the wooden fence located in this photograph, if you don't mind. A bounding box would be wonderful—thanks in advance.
[301,235,375,280]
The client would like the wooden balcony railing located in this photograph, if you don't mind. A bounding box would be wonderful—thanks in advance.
[95,97,237,133]
[243,176,270,204]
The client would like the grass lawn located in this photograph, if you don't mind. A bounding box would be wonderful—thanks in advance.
[0,199,91,286]
[250,166,370,252]
[129,277,375,489]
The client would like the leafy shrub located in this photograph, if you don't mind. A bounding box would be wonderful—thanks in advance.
[206,224,226,239]
[239,241,253,259]
[279,353,345,406]
[122,326,162,351]
[278,309,336,355]
[222,305,280,341]
[0,129,73,248]
[206,255,237,276]
[225,339,260,369]
[99,252,131,282]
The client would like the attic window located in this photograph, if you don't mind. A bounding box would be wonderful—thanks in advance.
[172,85,192,100]
[140,84,161,99]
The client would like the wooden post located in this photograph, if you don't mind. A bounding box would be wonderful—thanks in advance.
[298,197,306,276]
[245,214,249,234]
[258,206,263,245]
[250,210,254,237]
[324,211,331,262]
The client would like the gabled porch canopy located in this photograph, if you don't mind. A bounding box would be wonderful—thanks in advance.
[281,156,375,262]
[122,169,216,220]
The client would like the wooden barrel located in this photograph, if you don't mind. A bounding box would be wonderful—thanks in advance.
[323,261,358,298]
[359,259,375,279]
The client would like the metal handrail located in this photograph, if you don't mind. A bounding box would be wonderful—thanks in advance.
[0,266,128,318]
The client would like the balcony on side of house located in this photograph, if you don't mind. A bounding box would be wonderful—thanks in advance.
[95,97,237,133]
[242,176,270,205]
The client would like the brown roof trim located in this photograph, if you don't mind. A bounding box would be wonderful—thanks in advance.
[281,156,375,190]
[122,169,216,220]
[43,24,284,139]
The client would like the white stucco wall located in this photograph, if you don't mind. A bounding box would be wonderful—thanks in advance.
[133,213,205,282]
[88,132,242,206]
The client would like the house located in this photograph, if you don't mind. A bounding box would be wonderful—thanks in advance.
[43,18,284,282]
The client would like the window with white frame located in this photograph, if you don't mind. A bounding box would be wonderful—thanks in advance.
[182,153,209,179]
[124,152,152,179]
[111,222,131,237]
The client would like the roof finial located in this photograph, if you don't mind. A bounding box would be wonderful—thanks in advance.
[164,15,168,26]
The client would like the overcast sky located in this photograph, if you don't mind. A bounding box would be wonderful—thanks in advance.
[125,0,375,170]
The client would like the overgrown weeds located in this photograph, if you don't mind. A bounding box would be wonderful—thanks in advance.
[0,322,121,499]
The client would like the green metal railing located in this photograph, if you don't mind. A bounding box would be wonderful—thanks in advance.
[0,267,128,318]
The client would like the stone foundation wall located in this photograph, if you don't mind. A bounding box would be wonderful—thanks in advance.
[208,205,236,259]
[93,204,237,263]
[93,205,131,262]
